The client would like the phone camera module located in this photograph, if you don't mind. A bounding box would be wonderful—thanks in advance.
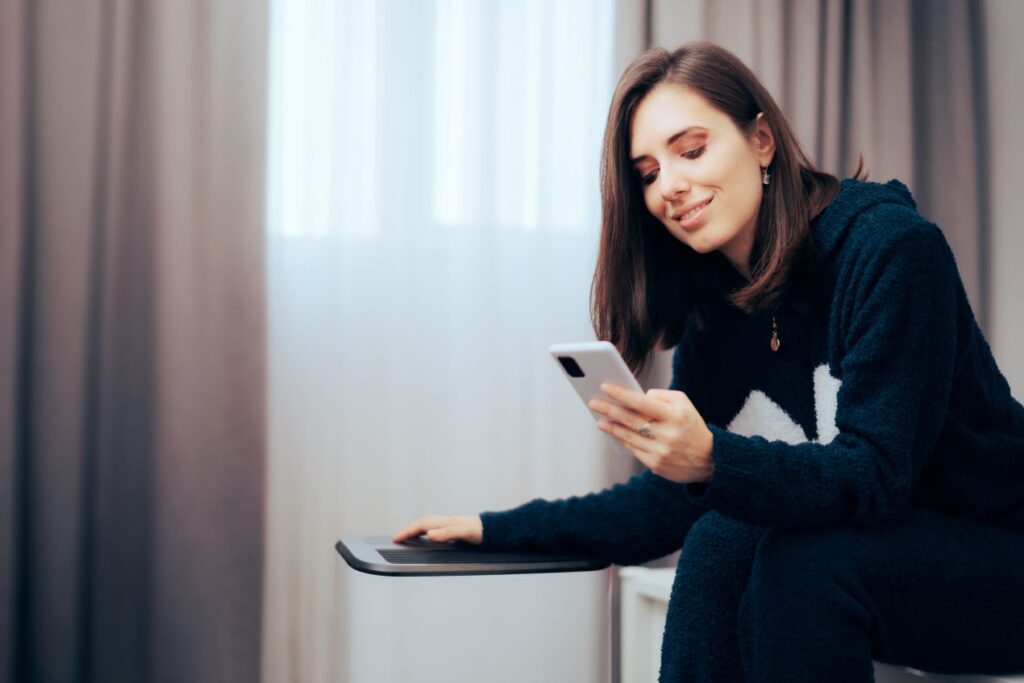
[557,356,585,378]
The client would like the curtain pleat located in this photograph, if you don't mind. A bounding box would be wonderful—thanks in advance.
[0,0,27,679]
[0,1,268,681]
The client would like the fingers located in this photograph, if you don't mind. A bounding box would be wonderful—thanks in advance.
[392,515,460,542]
[392,515,483,545]
[600,383,674,421]
[589,398,652,434]
[427,525,469,542]
[598,419,658,467]
[646,388,686,403]
[589,388,691,429]
[598,417,655,448]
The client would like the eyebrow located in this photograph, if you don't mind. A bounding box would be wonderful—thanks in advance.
[631,127,707,165]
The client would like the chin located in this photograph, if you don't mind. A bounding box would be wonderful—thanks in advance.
[680,233,722,255]
[687,241,718,254]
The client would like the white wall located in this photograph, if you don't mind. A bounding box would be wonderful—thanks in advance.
[985,0,1024,399]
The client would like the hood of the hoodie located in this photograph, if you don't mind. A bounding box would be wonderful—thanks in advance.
[764,178,919,316]
[808,177,918,268]
[701,178,920,317]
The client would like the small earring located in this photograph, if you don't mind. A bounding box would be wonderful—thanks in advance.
[762,167,771,185]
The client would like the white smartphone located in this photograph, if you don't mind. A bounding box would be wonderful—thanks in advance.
[549,341,645,457]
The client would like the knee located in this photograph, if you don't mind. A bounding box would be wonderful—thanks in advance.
[741,526,869,623]
[673,512,764,597]
[751,526,860,587]
[737,527,879,678]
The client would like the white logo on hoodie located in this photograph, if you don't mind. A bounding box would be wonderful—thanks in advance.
[725,364,841,445]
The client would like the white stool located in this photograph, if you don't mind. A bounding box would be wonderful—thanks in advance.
[619,567,1024,683]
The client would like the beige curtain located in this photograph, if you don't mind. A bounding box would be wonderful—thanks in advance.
[0,1,268,682]
[647,0,990,326]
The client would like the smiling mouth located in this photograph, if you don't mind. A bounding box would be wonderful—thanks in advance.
[674,197,712,223]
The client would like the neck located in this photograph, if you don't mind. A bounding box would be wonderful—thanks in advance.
[725,255,752,282]
[721,224,756,282]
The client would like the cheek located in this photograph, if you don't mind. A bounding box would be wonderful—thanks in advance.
[731,166,763,218]
[714,155,760,222]
[643,190,662,218]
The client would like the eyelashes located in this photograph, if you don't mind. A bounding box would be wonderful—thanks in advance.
[682,145,706,161]
[638,145,707,186]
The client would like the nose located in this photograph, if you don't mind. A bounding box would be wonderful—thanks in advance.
[659,161,690,202]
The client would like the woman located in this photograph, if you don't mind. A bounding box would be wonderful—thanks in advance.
[394,42,1024,682]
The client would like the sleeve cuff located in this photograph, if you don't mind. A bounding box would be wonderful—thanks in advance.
[477,510,511,551]
[478,500,547,552]
[683,424,767,520]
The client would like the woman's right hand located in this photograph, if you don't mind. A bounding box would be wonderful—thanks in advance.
[392,515,484,545]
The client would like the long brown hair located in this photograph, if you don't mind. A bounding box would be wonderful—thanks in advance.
[591,42,864,377]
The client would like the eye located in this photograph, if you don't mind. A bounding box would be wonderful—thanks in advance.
[682,145,706,160]
[640,170,658,186]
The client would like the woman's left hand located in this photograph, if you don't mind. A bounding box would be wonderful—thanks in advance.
[588,383,715,484]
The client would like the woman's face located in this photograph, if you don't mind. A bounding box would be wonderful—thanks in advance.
[629,83,775,278]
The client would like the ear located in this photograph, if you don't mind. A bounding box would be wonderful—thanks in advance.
[751,112,776,167]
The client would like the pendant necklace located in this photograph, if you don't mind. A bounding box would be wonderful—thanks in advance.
[770,316,781,352]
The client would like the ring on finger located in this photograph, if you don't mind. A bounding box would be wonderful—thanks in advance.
[637,421,653,439]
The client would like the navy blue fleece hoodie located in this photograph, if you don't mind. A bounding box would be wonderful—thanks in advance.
[478,179,1024,564]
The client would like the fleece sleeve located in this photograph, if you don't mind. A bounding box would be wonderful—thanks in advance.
[478,331,706,565]
[684,220,960,527]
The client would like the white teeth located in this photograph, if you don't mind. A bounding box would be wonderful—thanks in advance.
[681,199,709,220]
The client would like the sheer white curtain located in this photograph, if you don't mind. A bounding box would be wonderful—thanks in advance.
[261,1,647,681]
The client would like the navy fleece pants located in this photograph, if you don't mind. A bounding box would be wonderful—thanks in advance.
[658,508,1024,682]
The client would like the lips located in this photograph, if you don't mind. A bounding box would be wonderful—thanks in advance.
[672,196,713,224]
